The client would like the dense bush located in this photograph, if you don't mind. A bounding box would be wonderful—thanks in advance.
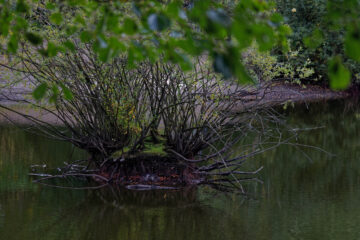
[0,41,282,189]
[274,0,360,85]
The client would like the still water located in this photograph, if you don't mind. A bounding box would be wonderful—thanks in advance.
[0,100,359,240]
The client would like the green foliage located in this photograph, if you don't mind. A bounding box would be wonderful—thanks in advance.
[345,26,360,62]
[243,44,285,82]
[242,43,315,84]
[112,136,168,158]
[59,83,73,100]
[147,13,171,32]
[328,56,351,90]
[0,0,290,89]
[25,32,42,45]
[275,0,360,85]
[49,12,63,25]
[32,82,48,100]
[1,0,360,92]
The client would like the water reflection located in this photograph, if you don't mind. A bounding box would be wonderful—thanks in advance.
[0,100,359,240]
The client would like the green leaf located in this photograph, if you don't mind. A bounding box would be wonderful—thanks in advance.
[15,0,28,13]
[234,62,253,84]
[345,27,360,62]
[33,83,48,100]
[166,50,192,71]
[60,84,73,100]
[213,53,232,79]
[15,17,28,30]
[147,13,170,32]
[106,14,120,32]
[328,57,351,90]
[74,14,86,26]
[49,85,59,103]
[63,40,75,51]
[25,32,42,45]
[270,13,283,24]
[231,21,252,49]
[65,25,78,36]
[98,47,111,62]
[304,29,324,49]
[175,39,204,55]
[123,18,138,35]
[45,3,56,10]
[0,18,10,37]
[253,24,275,51]
[167,1,182,16]
[50,12,63,25]
[47,42,58,57]
[213,50,252,83]
[80,31,93,43]
[8,35,18,53]
[108,37,125,52]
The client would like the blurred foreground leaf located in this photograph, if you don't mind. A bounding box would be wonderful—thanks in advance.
[33,83,48,100]
[328,57,351,90]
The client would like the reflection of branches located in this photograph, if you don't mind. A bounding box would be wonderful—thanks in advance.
[29,160,110,190]
[33,181,108,190]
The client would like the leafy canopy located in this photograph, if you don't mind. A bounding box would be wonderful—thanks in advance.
[0,0,359,91]
[0,0,289,81]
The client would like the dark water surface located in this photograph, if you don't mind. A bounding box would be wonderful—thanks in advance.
[0,100,359,240]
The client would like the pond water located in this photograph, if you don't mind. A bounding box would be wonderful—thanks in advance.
[0,100,359,240]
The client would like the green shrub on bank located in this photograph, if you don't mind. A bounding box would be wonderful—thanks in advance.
[242,43,315,85]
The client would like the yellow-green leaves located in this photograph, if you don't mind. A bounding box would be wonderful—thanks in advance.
[328,57,351,90]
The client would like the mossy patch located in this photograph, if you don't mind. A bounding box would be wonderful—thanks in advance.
[142,141,167,156]
[111,136,168,159]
